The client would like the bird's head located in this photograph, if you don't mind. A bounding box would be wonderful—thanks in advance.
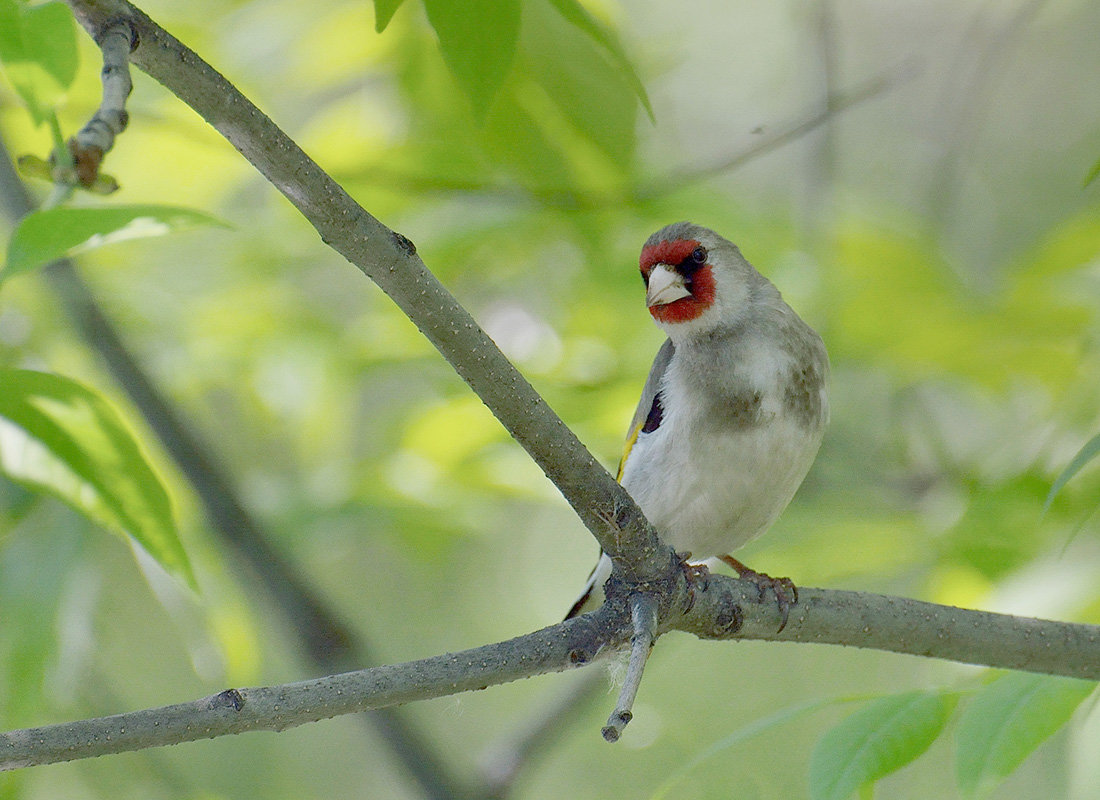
[639,222,755,340]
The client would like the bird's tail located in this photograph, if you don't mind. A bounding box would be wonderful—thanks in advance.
[564,552,613,620]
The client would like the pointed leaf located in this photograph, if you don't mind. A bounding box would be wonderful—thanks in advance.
[546,0,652,119]
[956,673,1093,797]
[2,205,228,282]
[422,0,520,116]
[0,369,192,586]
[0,0,78,124]
[810,691,957,800]
[373,0,408,31]
[1043,432,1100,512]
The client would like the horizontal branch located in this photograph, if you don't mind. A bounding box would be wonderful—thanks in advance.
[3,581,1096,771]
[63,0,670,586]
[682,575,1100,679]
[0,611,624,771]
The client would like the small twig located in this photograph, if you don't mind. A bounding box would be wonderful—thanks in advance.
[65,20,133,189]
[634,60,920,203]
[602,594,658,742]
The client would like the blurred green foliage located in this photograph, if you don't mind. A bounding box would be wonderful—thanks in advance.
[1,0,1099,798]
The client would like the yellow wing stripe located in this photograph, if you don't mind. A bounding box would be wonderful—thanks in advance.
[616,419,644,482]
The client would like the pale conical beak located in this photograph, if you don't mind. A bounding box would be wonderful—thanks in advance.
[646,263,691,307]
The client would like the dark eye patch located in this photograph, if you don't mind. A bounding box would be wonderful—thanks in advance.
[679,245,708,275]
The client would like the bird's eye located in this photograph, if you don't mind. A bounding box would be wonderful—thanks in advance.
[691,246,707,264]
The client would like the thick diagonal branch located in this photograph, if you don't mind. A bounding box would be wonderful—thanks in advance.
[63,0,670,587]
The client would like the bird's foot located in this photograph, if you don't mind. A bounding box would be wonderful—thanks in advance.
[717,555,797,633]
[676,552,709,613]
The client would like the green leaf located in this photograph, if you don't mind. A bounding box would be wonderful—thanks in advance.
[809,690,957,800]
[0,0,78,125]
[474,0,638,194]
[1085,154,1100,187]
[2,205,228,282]
[1043,432,1100,513]
[422,0,520,116]
[956,673,1093,798]
[0,517,86,727]
[0,369,193,586]
[373,0,408,32]
[545,0,652,120]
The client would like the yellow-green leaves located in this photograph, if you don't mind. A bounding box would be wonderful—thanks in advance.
[545,0,651,120]
[0,369,192,586]
[956,674,1094,798]
[0,0,77,125]
[372,0,408,32]
[422,0,520,117]
[2,205,227,283]
[809,691,957,800]
[376,0,649,135]
[1044,432,1100,513]
[807,677,1096,798]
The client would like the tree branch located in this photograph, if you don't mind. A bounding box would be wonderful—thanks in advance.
[0,611,625,771]
[2,578,1097,771]
[602,594,658,742]
[66,20,133,188]
[62,0,671,589]
[682,576,1100,679]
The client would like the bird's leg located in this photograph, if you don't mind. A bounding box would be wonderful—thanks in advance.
[717,555,798,633]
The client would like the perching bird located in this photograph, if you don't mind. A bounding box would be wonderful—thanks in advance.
[566,222,828,626]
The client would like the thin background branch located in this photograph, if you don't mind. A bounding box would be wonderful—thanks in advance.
[0,128,476,800]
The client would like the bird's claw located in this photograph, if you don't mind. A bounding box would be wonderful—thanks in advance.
[718,555,798,633]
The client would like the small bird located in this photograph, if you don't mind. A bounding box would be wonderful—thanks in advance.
[567,222,828,626]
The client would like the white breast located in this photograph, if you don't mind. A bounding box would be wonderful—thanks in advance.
[619,342,824,558]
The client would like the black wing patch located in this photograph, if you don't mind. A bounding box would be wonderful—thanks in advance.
[641,390,664,434]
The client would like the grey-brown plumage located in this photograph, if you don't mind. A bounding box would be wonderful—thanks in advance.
[568,222,828,619]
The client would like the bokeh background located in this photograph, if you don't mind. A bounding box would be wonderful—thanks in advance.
[2,0,1100,797]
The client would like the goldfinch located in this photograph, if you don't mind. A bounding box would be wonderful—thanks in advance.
[567,222,829,625]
